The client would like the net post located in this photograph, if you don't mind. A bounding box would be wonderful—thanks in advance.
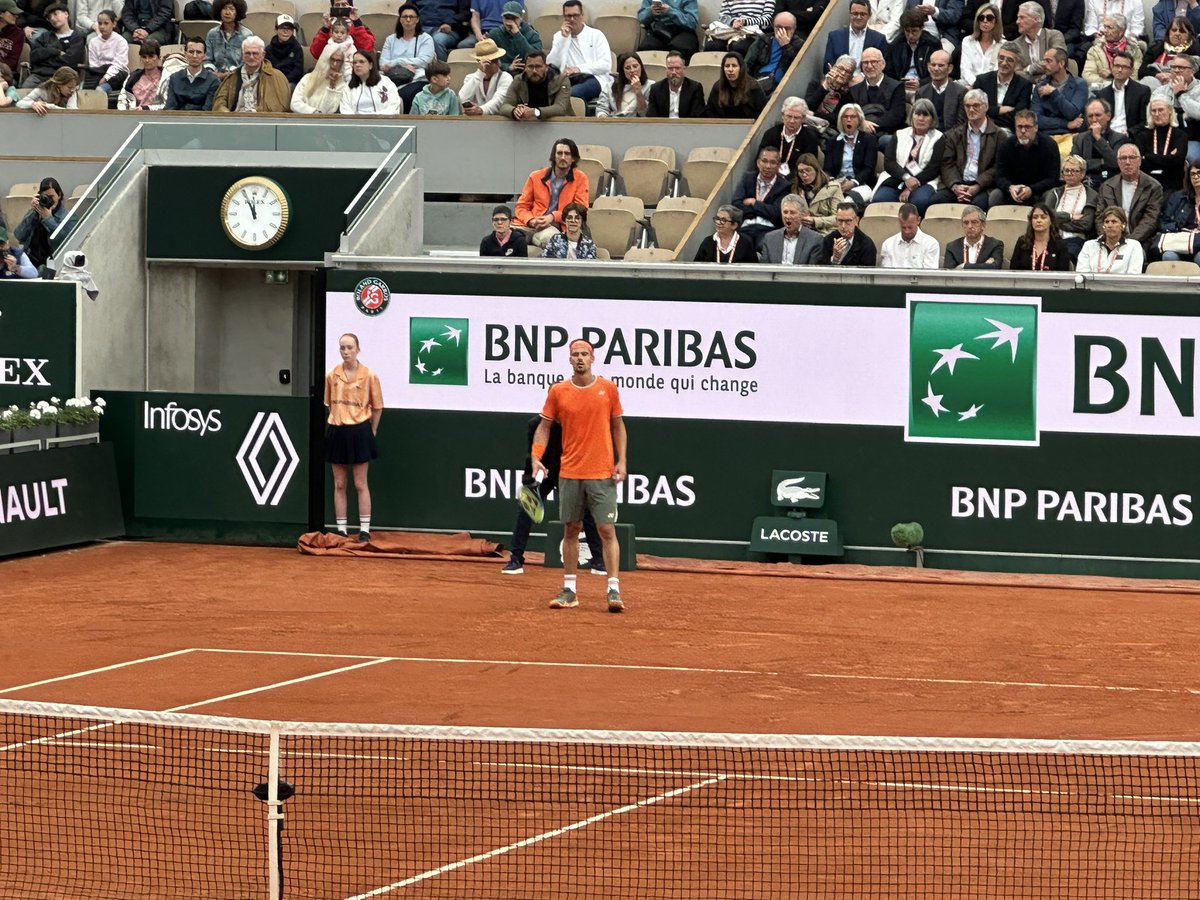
[267,726,282,900]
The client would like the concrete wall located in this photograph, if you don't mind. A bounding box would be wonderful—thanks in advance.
[343,162,424,258]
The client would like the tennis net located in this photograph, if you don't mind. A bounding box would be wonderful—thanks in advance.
[2,698,1199,898]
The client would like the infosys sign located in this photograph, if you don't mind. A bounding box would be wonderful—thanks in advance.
[326,290,1200,440]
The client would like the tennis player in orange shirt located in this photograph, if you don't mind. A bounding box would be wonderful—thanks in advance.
[531,338,628,612]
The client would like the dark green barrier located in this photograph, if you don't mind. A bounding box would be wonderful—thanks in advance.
[0,282,77,408]
[101,391,310,544]
[0,443,123,556]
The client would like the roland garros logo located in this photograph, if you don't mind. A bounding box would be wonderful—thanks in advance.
[354,278,390,316]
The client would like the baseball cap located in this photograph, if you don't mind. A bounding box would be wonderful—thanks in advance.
[0,0,20,14]
[276,13,295,26]
[502,1,524,17]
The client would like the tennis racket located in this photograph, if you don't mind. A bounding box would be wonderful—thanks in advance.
[518,470,545,524]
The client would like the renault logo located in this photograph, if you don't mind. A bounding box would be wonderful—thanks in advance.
[236,412,299,506]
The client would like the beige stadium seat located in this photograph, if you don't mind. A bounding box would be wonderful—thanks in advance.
[569,96,586,116]
[1146,260,1200,275]
[159,43,185,56]
[360,14,398,40]
[448,49,477,90]
[127,42,143,73]
[577,158,612,201]
[177,19,218,42]
[857,216,900,262]
[76,89,110,110]
[862,201,904,221]
[65,183,93,211]
[986,221,1026,267]
[624,246,676,261]
[578,143,613,169]
[591,0,640,16]
[680,146,733,199]
[987,204,1033,222]
[650,195,704,250]
[922,203,962,220]
[638,48,667,82]
[244,0,298,39]
[589,195,647,258]
[684,50,725,95]
[595,247,611,260]
[921,218,963,258]
[617,144,677,207]
[534,13,562,48]
[3,185,39,232]
[593,14,641,56]
[298,10,324,45]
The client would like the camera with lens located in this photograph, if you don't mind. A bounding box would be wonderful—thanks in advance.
[35,192,55,209]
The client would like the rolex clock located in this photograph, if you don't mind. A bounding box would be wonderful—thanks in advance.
[220,176,291,250]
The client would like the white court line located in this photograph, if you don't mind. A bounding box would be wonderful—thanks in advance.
[164,658,393,713]
[194,647,774,676]
[343,775,730,899]
[802,672,1200,696]
[0,649,199,696]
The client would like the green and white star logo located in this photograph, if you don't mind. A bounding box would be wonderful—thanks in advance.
[907,300,1038,444]
[409,317,469,386]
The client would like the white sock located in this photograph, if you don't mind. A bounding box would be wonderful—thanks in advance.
[564,575,577,593]
[336,518,348,535]
[359,516,371,534]
[608,577,620,593]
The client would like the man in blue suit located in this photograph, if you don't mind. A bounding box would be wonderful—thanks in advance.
[823,0,886,71]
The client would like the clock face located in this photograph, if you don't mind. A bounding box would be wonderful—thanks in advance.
[221,177,290,250]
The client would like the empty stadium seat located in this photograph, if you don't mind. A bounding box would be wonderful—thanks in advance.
[921,203,962,220]
[77,90,110,110]
[684,50,725,95]
[650,196,705,250]
[359,0,399,43]
[680,146,733,199]
[857,215,900,261]
[624,246,676,261]
[569,96,586,116]
[862,201,904,221]
[920,218,963,258]
[637,49,667,82]
[298,10,324,46]
[589,195,647,258]
[576,144,615,200]
[987,204,1033,222]
[593,14,641,56]
[617,145,677,207]
[447,48,477,90]
[534,13,563,49]
[3,183,39,232]
[1146,260,1200,275]
[244,0,297,40]
[177,20,218,42]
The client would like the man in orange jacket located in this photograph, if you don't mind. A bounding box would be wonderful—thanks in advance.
[514,137,590,246]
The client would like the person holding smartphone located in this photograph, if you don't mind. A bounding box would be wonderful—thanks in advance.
[459,37,511,113]
[637,0,699,61]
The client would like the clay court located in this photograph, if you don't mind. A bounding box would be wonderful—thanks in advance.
[3,540,1200,897]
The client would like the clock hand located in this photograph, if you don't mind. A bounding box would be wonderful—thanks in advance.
[248,198,257,221]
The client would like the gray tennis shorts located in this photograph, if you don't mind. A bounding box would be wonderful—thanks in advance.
[558,478,618,526]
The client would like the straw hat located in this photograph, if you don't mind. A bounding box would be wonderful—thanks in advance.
[472,38,506,61]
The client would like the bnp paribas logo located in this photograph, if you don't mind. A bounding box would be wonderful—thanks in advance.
[409,317,469,386]
[907,299,1038,445]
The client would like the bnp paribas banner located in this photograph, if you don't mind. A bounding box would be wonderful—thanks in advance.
[327,287,1198,443]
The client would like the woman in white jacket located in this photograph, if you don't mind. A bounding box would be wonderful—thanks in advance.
[340,50,401,115]
[292,45,349,113]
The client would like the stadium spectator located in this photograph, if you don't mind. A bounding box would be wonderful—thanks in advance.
[646,49,705,116]
[120,38,167,109]
[546,0,611,102]
[1052,0,1085,63]
[118,0,173,45]
[411,58,462,113]
[916,50,964,131]
[932,87,1000,210]
[776,0,829,45]
[1031,47,1086,137]
[541,203,598,259]
[22,2,84,88]
[974,41,1031,131]
[993,109,1063,205]
[0,0,23,73]
[793,152,844,234]
[1101,50,1149,139]
[1013,2,1064,79]
[1081,0,1142,49]
[803,52,853,125]
[0,225,37,279]
[74,0,108,42]
[1044,153,1099,257]
[498,49,571,119]
[1099,144,1164,252]
[880,202,940,268]
[759,193,823,264]
[694,204,759,262]
[465,0,504,52]
[380,3,433,113]
[212,35,291,112]
[339,48,401,114]
[636,0,699,62]
[823,0,885,72]
[84,9,128,94]
[1138,95,1189,191]
[312,13,375,82]
[17,0,56,38]
[423,0,471,61]
[873,98,945,215]
[958,3,1000,86]
[823,102,879,207]
[886,9,940,86]
[205,0,252,77]
[847,47,905,139]
[1076,205,1145,271]
[1008,202,1072,268]
[702,0,772,58]
[480,204,529,256]
[944,206,1004,268]
[1156,160,1200,262]
[291,46,349,113]
[12,176,63,270]
[1072,98,1129,187]
[166,36,220,110]
[0,61,18,105]
[1082,14,1141,89]
[265,14,303,87]
[866,0,904,41]
[459,38,511,115]
[732,145,788,251]
[1143,17,1198,88]
[743,10,801,95]
[596,51,652,116]
[514,138,589,245]
[704,50,766,118]
[1152,0,1200,44]
[16,63,77,112]
[1152,53,1200,163]
[819,200,878,265]
[489,2,541,74]
[759,96,819,178]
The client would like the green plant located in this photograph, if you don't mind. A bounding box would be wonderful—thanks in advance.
[0,396,105,430]
[55,396,106,425]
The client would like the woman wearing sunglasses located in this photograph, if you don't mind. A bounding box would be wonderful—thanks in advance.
[959,4,1000,86]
